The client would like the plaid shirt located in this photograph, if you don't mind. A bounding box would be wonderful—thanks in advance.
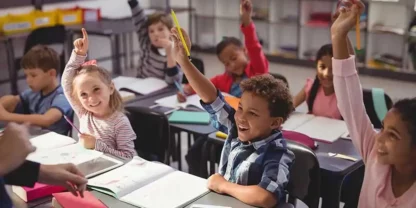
[201,91,295,201]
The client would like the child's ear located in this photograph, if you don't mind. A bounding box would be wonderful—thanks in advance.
[271,117,283,130]
[49,69,57,77]
[109,82,115,95]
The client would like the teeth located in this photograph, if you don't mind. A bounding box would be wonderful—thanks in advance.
[238,125,248,130]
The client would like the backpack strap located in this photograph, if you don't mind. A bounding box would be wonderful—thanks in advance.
[372,88,388,122]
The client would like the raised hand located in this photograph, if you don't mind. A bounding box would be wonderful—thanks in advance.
[240,0,253,27]
[331,0,365,37]
[0,123,35,176]
[74,28,89,56]
[170,27,192,65]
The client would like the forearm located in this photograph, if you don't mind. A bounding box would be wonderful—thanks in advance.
[221,182,277,208]
[347,37,355,56]
[166,52,176,68]
[95,140,136,159]
[178,60,217,103]
[3,113,55,127]
[332,34,350,60]
[0,95,19,112]
[62,51,87,114]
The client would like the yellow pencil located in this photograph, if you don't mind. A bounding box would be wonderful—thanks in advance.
[356,14,361,50]
[171,9,191,59]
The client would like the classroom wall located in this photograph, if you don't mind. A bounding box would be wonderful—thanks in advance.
[0,0,190,96]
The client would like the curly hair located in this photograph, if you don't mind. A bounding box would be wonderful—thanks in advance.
[240,74,293,121]
[393,98,416,145]
[72,65,125,114]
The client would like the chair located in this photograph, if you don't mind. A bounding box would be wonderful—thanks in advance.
[182,57,205,84]
[125,106,171,164]
[362,88,393,129]
[282,130,317,150]
[14,25,67,89]
[286,140,320,208]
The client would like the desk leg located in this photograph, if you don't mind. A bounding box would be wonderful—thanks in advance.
[5,39,18,95]
[122,32,128,72]
[110,34,121,75]
[320,171,345,208]
[177,131,182,171]
[128,32,134,69]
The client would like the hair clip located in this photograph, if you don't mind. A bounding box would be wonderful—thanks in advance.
[82,60,97,66]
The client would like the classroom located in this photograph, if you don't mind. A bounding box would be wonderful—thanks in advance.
[0,0,416,208]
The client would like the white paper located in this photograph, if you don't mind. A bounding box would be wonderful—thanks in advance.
[112,76,143,91]
[88,157,173,198]
[121,171,209,208]
[293,116,348,143]
[126,77,168,95]
[282,112,315,131]
[30,132,76,150]
[155,94,204,110]
[27,143,103,165]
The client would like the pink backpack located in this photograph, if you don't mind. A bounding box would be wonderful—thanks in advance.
[282,130,318,150]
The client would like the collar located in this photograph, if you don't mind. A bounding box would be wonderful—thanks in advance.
[41,84,61,97]
[236,130,283,150]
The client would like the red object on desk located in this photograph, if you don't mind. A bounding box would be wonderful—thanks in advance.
[53,191,107,208]
[282,130,318,150]
[12,183,66,202]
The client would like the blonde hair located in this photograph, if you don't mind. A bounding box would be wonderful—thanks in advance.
[72,65,125,114]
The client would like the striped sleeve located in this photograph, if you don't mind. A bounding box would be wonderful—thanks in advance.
[95,115,137,159]
[128,0,150,53]
[200,90,236,133]
[61,51,87,116]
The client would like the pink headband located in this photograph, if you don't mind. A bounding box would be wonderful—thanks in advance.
[82,60,97,66]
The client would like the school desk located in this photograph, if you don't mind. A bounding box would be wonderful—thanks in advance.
[125,87,216,171]
[205,132,364,208]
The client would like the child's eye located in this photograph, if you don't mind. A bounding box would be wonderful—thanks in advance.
[94,88,100,92]
[249,112,257,116]
[231,57,237,61]
[80,92,87,97]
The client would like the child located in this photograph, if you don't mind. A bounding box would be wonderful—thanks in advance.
[170,27,294,207]
[177,0,268,102]
[127,0,182,84]
[332,1,416,207]
[62,28,136,159]
[0,45,73,135]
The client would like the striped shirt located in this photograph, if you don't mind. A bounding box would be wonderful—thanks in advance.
[62,51,137,159]
[128,0,182,84]
[201,91,295,201]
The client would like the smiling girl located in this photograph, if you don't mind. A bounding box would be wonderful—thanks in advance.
[62,28,136,159]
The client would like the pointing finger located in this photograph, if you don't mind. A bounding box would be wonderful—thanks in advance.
[82,28,88,41]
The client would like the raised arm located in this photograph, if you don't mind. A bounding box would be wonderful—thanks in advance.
[62,29,89,116]
[331,1,376,162]
[128,0,149,48]
[240,0,268,75]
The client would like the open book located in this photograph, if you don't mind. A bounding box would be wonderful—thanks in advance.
[30,132,76,150]
[112,76,168,95]
[155,94,204,111]
[27,143,123,178]
[282,112,349,143]
[88,157,209,208]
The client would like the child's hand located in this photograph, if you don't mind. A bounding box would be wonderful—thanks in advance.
[177,92,187,103]
[158,38,173,50]
[207,173,228,194]
[170,27,192,65]
[0,105,9,120]
[79,133,96,149]
[331,0,365,38]
[240,0,252,27]
[74,28,89,56]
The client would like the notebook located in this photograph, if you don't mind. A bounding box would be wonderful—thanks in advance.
[27,143,123,178]
[88,157,209,208]
[12,183,66,202]
[168,111,211,124]
[52,191,106,208]
[113,76,168,95]
[30,132,76,150]
[155,94,204,110]
[282,112,348,143]
[119,91,136,102]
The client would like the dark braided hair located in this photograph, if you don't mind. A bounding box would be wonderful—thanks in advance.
[307,44,333,113]
[392,98,416,145]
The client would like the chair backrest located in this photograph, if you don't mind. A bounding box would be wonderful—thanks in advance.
[183,57,205,84]
[286,140,320,208]
[125,106,170,163]
[20,25,67,74]
[362,88,393,129]
[282,130,317,150]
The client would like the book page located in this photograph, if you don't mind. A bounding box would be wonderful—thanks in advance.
[125,77,168,95]
[282,112,315,131]
[294,116,348,143]
[27,143,103,166]
[30,132,76,150]
[112,76,142,91]
[155,94,204,110]
[87,157,174,198]
[121,171,209,208]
